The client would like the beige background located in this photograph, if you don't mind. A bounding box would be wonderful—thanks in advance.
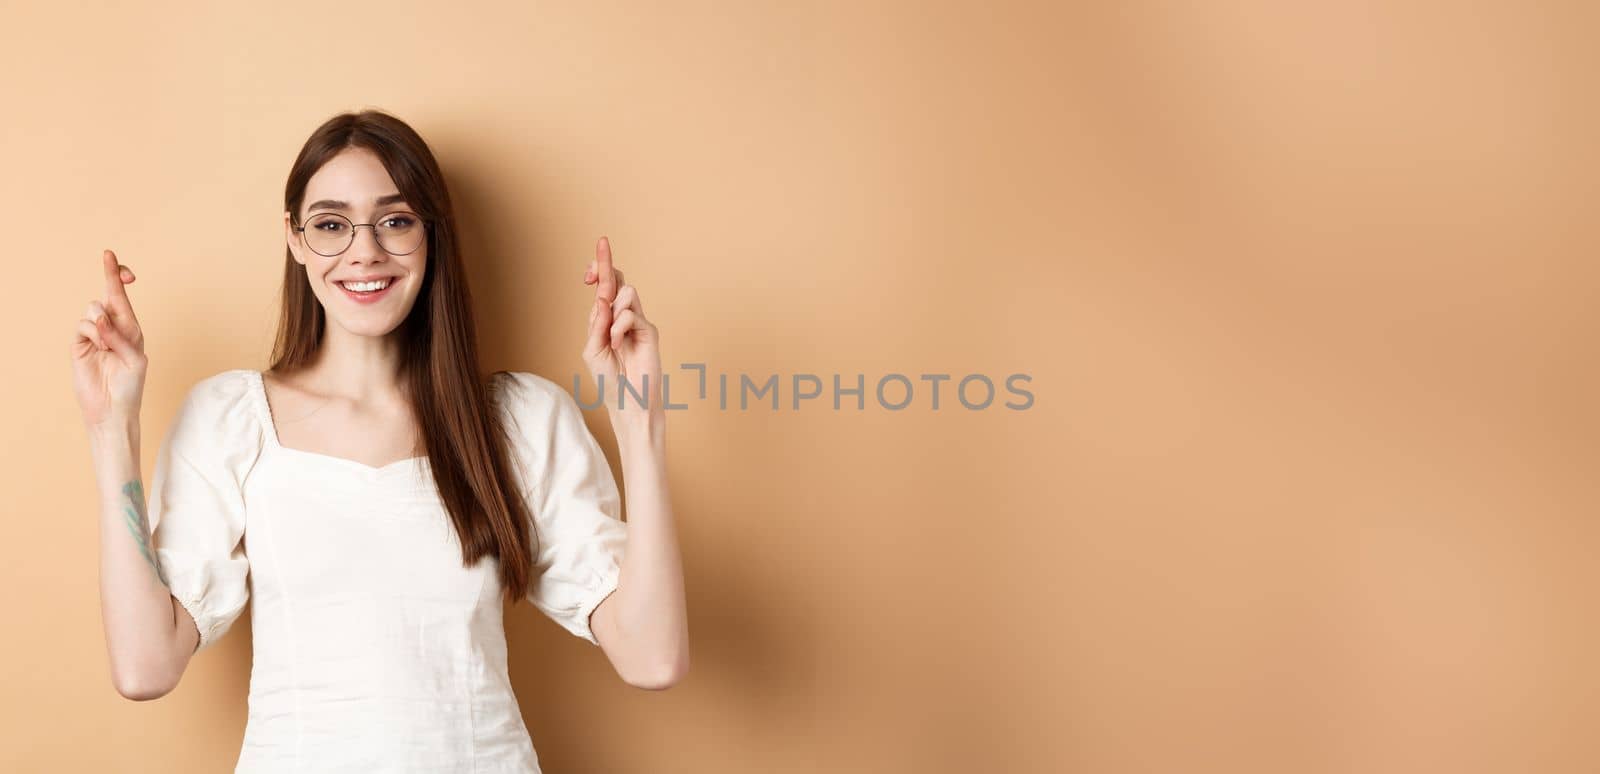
[2,1,1594,772]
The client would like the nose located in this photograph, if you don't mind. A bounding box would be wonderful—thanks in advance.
[345,223,389,263]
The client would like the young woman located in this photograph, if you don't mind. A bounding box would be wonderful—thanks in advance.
[70,109,689,772]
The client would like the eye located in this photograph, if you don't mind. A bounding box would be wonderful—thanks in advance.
[381,215,417,228]
[312,219,347,232]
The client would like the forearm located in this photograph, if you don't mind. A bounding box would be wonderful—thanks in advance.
[90,419,189,700]
[607,415,689,684]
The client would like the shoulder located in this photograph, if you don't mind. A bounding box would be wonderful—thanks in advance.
[185,368,256,403]
[488,371,610,498]
[489,370,580,420]
[177,369,258,419]
[490,369,566,399]
[166,369,265,452]
[488,370,599,453]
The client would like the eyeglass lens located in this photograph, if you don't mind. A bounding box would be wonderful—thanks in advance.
[302,212,425,256]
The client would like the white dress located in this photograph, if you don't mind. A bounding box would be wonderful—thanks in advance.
[148,368,629,773]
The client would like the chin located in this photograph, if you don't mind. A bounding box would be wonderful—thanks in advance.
[315,289,419,338]
[318,299,413,338]
[316,314,399,337]
[342,320,406,338]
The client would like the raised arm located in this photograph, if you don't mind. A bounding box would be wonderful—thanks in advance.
[580,236,689,689]
[72,249,197,700]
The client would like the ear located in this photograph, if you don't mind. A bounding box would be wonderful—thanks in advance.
[284,210,307,266]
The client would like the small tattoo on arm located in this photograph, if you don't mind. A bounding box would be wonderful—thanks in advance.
[119,480,169,587]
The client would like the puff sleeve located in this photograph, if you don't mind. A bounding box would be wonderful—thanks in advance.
[148,370,263,653]
[490,370,629,646]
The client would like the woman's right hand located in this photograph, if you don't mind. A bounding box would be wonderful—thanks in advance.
[71,249,148,429]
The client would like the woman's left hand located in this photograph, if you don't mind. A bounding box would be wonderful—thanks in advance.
[582,236,664,432]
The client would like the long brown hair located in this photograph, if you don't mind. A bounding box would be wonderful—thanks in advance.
[272,108,536,602]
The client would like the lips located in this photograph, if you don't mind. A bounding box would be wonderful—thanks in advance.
[334,277,397,304]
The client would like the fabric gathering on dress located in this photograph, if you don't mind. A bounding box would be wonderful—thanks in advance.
[147,368,629,773]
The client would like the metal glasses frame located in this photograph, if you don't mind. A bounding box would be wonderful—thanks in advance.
[291,211,430,257]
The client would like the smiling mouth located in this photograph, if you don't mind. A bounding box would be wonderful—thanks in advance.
[336,277,396,302]
[339,278,391,292]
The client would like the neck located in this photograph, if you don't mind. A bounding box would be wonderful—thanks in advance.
[300,323,408,403]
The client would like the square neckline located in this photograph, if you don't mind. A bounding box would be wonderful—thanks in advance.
[245,369,430,476]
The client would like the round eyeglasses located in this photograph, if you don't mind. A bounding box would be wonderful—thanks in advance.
[293,211,428,257]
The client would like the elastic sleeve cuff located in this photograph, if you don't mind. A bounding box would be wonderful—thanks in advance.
[170,584,223,653]
[572,569,623,646]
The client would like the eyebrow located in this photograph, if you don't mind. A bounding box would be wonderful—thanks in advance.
[305,192,409,213]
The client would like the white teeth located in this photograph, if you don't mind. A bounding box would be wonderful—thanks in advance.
[340,279,391,292]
